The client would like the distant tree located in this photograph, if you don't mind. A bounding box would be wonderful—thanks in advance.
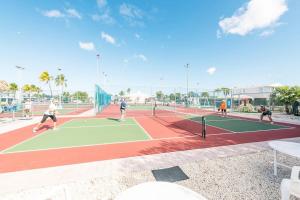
[175,93,182,102]
[39,71,53,97]
[119,91,125,96]
[272,86,300,114]
[22,84,32,100]
[156,91,163,101]
[201,92,209,98]
[169,93,176,101]
[72,91,89,103]
[9,83,18,98]
[55,74,67,92]
[127,88,131,95]
[188,91,198,97]
[221,88,231,97]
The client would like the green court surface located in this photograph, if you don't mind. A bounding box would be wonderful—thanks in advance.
[127,105,153,110]
[4,118,150,153]
[189,115,289,132]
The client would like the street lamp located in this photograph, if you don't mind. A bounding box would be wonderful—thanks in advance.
[57,67,62,108]
[96,54,100,85]
[184,63,189,98]
[15,66,25,103]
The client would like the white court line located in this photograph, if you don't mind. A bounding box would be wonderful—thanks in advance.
[0,119,73,154]
[2,134,202,154]
[2,116,296,154]
[1,118,131,154]
[2,125,297,155]
[62,124,137,129]
[186,118,236,133]
[1,117,152,154]
[132,118,153,140]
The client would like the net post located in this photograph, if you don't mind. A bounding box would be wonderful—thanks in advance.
[202,116,206,139]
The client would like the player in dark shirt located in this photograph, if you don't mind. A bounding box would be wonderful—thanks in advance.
[259,105,273,124]
[120,99,127,121]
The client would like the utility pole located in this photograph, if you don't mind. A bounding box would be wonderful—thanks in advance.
[184,64,189,98]
[15,66,25,103]
[57,67,62,108]
[96,54,100,85]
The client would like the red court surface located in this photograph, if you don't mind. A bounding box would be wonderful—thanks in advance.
[0,104,299,173]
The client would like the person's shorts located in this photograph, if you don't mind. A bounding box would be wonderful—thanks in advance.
[120,109,126,114]
[221,109,226,112]
[24,109,30,113]
[262,111,272,116]
[41,114,57,123]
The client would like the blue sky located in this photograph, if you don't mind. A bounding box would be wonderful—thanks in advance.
[0,0,299,94]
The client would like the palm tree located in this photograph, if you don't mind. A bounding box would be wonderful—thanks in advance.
[127,88,131,95]
[119,91,125,96]
[22,84,32,100]
[201,92,209,98]
[55,74,67,106]
[9,83,18,98]
[39,71,53,97]
[55,74,67,91]
[221,87,231,100]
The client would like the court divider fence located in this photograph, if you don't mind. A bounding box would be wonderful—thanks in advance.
[94,84,112,114]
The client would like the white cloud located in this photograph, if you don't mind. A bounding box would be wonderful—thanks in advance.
[135,54,147,62]
[207,67,216,75]
[260,30,274,37]
[219,0,288,36]
[92,10,115,24]
[269,83,283,87]
[97,0,107,8]
[42,10,64,18]
[79,42,95,51]
[101,32,116,44]
[134,33,141,39]
[66,9,81,19]
[119,3,144,26]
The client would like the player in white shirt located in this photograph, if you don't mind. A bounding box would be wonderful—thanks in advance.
[33,99,58,133]
[24,99,32,119]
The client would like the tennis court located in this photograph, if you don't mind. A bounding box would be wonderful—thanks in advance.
[3,118,150,153]
[0,104,299,173]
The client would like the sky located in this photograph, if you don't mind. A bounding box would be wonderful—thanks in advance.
[0,0,299,94]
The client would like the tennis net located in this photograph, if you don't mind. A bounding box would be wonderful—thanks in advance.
[152,104,214,138]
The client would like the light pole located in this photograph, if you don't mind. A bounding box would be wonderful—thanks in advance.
[57,67,62,108]
[15,66,25,103]
[197,82,200,107]
[96,54,100,85]
[184,64,189,106]
[102,71,108,89]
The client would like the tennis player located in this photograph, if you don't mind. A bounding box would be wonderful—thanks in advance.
[259,105,273,124]
[24,99,32,119]
[33,99,58,132]
[219,100,227,117]
[120,98,127,121]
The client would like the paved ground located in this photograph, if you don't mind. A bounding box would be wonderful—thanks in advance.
[0,137,299,200]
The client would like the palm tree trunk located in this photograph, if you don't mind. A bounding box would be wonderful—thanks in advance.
[48,82,53,97]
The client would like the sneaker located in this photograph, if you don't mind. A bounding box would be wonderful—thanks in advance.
[33,128,37,133]
[270,122,274,124]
